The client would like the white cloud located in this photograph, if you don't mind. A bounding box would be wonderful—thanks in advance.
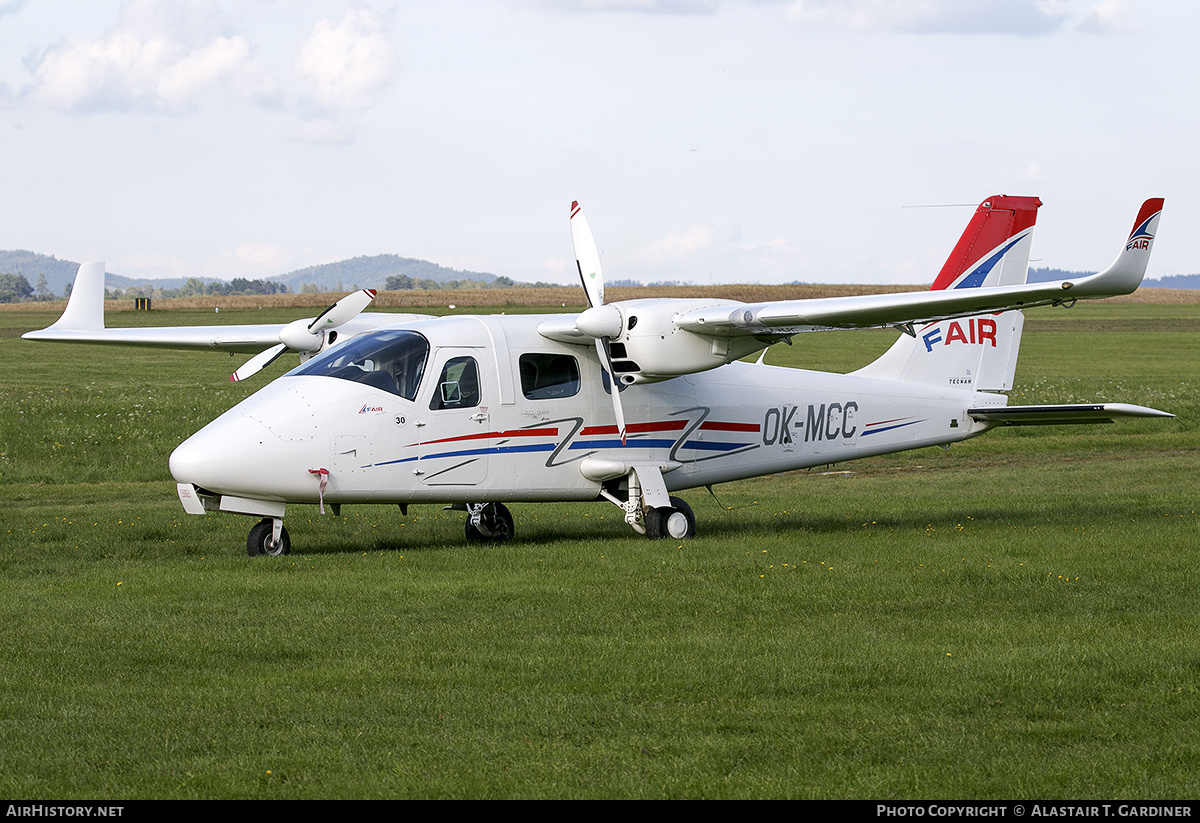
[19,2,399,123]
[638,223,717,264]
[24,0,274,113]
[537,0,721,13]
[1079,0,1132,33]
[627,223,806,283]
[294,9,397,111]
[786,0,1070,35]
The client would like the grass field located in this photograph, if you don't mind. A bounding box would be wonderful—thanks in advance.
[1,297,1197,799]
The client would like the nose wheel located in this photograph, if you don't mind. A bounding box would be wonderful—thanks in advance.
[247,518,291,556]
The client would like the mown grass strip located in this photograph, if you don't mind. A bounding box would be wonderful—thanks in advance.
[0,300,1196,798]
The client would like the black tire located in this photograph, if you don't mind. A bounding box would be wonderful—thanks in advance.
[247,519,290,556]
[645,496,696,540]
[465,502,514,543]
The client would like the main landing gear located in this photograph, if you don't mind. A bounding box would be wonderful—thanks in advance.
[593,462,697,540]
[645,497,696,540]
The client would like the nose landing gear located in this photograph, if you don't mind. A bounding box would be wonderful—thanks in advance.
[247,518,290,556]
[465,502,514,543]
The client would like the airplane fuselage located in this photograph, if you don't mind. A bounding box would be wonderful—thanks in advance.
[169,312,1000,509]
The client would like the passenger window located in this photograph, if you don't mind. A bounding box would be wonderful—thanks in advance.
[520,353,580,400]
[430,356,481,410]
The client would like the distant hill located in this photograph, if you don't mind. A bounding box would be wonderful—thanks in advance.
[276,254,501,292]
[0,251,88,297]
[0,250,504,296]
[1142,273,1200,290]
[0,251,223,296]
[4,251,1196,298]
[1029,267,1198,289]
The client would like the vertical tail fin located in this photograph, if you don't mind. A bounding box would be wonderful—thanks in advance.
[930,195,1041,290]
[854,195,1041,391]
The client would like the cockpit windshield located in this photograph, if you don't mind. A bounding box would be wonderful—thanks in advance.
[290,329,429,400]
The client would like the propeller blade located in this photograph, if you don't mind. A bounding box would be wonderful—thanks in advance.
[571,201,603,308]
[308,288,377,332]
[596,338,627,445]
[279,288,378,354]
[229,290,379,383]
[572,200,625,443]
[230,343,288,382]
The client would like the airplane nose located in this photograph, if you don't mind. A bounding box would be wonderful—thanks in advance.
[170,381,327,500]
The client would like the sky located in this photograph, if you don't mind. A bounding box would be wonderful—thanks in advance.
[0,0,1196,287]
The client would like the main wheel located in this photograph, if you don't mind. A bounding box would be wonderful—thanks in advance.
[645,497,696,540]
[247,519,290,556]
[465,502,514,543]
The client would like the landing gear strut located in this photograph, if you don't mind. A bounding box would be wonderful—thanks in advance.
[595,463,698,539]
[465,502,514,543]
[247,518,290,556]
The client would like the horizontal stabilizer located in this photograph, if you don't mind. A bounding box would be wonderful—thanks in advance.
[968,403,1174,426]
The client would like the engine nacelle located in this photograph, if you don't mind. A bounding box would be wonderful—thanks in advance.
[602,299,779,385]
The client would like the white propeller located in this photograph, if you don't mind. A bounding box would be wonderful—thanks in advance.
[229,343,288,382]
[570,201,627,444]
[229,288,377,382]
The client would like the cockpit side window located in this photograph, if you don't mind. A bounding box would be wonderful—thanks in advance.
[430,356,480,410]
[291,330,429,400]
[519,353,580,399]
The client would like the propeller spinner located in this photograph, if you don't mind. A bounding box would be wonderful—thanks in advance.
[229,288,377,381]
[570,201,627,444]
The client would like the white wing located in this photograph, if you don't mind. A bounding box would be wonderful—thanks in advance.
[675,198,1163,337]
[22,262,431,380]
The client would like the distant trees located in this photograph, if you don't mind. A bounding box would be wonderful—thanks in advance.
[107,278,291,299]
[382,272,554,291]
[0,273,34,303]
[0,272,74,303]
[34,274,54,301]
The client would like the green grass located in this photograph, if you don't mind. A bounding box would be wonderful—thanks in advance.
[0,302,1197,798]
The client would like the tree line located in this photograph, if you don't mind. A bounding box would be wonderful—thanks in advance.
[113,277,292,299]
[0,273,55,303]
[382,274,560,290]
[0,272,294,302]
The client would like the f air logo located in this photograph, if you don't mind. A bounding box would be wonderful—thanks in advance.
[922,318,998,353]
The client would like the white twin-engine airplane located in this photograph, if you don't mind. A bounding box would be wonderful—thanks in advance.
[25,196,1172,555]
